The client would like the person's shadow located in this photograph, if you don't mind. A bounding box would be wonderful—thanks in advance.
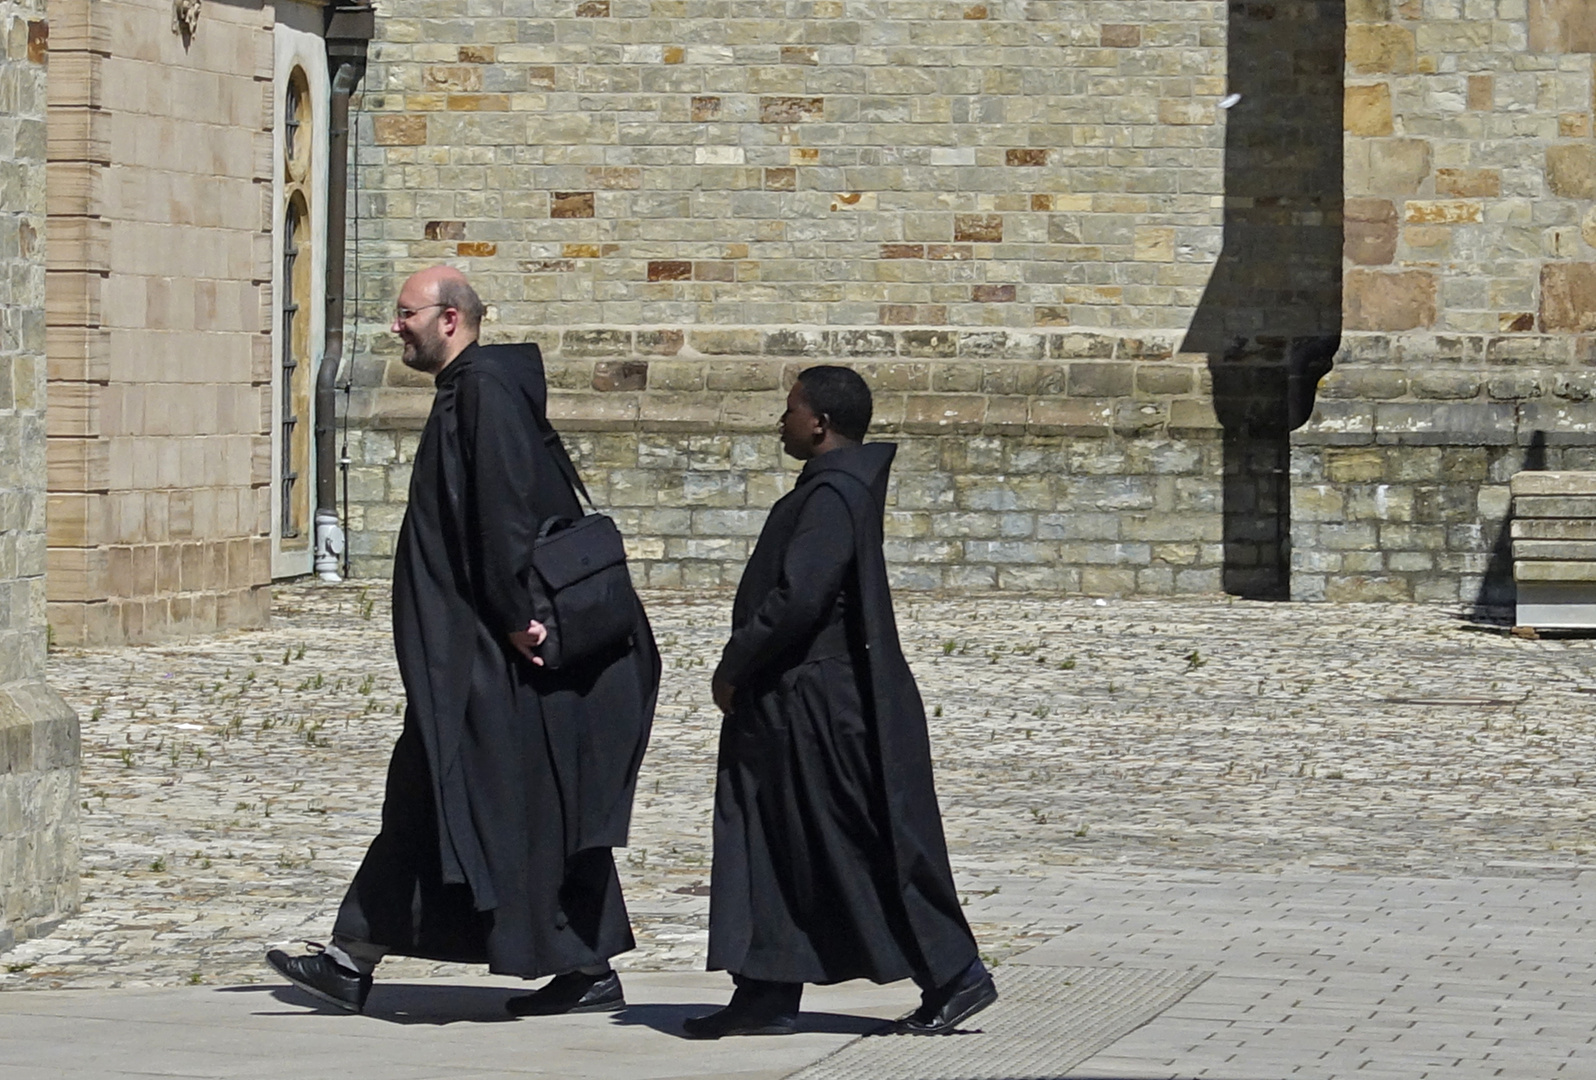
[234,983,520,1025]
[237,984,895,1033]
[610,1002,894,1039]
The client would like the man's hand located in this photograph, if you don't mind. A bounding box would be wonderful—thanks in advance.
[712,675,736,715]
[509,619,548,666]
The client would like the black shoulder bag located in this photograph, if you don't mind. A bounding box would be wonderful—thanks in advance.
[527,410,640,671]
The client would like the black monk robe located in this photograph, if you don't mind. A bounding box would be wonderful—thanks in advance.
[708,441,979,988]
[333,342,659,978]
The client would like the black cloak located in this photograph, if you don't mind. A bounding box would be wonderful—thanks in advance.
[708,441,978,988]
[333,341,659,979]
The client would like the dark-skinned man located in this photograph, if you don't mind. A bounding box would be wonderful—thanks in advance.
[686,365,997,1038]
[266,266,658,1018]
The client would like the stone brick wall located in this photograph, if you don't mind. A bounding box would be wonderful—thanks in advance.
[351,0,1228,347]
[339,0,1592,603]
[2,0,79,953]
[1292,0,1596,607]
[346,347,1228,591]
[341,0,1259,592]
[46,0,274,643]
[0,682,79,955]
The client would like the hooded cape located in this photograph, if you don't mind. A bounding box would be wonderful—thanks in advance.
[333,341,658,977]
[708,441,977,987]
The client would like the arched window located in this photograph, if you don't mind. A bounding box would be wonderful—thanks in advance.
[278,67,314,547]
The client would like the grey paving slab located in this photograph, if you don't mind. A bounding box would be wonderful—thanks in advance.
[788,965,1208,1080]
[1034,869,1596,1078]
[7,586,1596,1077]
[11,584,1596,990]
[0,973,906,1080]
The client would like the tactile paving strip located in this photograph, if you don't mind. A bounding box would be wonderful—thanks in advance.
[786,964,1210,1080]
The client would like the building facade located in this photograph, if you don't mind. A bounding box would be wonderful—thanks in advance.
[4,0,1590,956]
[44,0,371,646]
[1293,1,1596,605]
[6,0,372,952]
[2,0,77,954]
[47,0,290,645]
[340,0,1596,606]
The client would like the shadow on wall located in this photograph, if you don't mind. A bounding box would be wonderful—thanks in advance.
[1183,1,1346,600]
[1472,429,1547,620]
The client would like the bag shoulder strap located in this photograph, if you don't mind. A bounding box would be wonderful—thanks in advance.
[528,391,597,512]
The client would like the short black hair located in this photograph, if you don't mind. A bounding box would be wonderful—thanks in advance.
[796,365,872,442]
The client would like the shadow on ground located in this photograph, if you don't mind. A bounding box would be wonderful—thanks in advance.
[611,1002,890,1039]
[241,982,519,1024]
[241,983,894,1036]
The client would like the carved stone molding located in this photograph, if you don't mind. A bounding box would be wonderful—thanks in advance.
[173,0,200,43]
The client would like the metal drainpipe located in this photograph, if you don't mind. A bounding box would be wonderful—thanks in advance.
[314,2,375,581]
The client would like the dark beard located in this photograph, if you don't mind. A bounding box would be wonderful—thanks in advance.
[400,335,446,374]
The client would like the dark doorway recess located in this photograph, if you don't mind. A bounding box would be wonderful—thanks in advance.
[1184,1,1346,599]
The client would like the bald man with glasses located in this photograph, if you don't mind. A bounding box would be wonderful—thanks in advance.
[267,266,659,1019]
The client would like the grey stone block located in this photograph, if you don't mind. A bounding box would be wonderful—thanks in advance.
[1513,540,1596,561]
[1509,471,1596,497]
[1516,561,1596,582]
[0,682,78,953]
[1511,518,1596,540]
[1515,496,1596,519]
[1372,402,1517,445]
[1036,512,1121,541]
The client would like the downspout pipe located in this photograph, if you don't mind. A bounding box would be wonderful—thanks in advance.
[315,1,375,581]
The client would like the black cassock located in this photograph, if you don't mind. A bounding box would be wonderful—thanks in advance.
[709,441,978,988]
[334,341,658,979]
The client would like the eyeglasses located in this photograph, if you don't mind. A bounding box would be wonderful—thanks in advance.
[395,303,445,321]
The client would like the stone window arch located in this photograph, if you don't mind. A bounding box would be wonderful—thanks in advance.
[276,66,316,551]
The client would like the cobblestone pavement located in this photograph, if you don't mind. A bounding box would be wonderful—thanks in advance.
[3,583,1594,993]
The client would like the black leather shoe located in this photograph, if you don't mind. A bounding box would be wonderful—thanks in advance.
[682,979,801,1039]
[506,969,625,1016]
[896,959,998,1034]
[266,947,372,1014]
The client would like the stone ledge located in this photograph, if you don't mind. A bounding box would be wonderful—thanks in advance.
[361,352,1212,403]
[1512,519,1596,540]
[0,680,79,776]
[1338,332,1596,367]
[1511,472,1596,497]
[1318,365,1596,405]
[351,353,1220,439]
[1295,397,1596,447]
[1516,560,1596,582]
[1514,540,1596,561]
[533,326,1186,365]
[354,383,1223,438]
[1515,496,1596,519]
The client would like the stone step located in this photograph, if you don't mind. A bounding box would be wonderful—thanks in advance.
[1509,471,1596,497]
[1517,581,1596,629]
[1511,519,1596,540]
[1513,495,1596,518]
[1513,540,1596,561]
[1515,560,1596,582]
